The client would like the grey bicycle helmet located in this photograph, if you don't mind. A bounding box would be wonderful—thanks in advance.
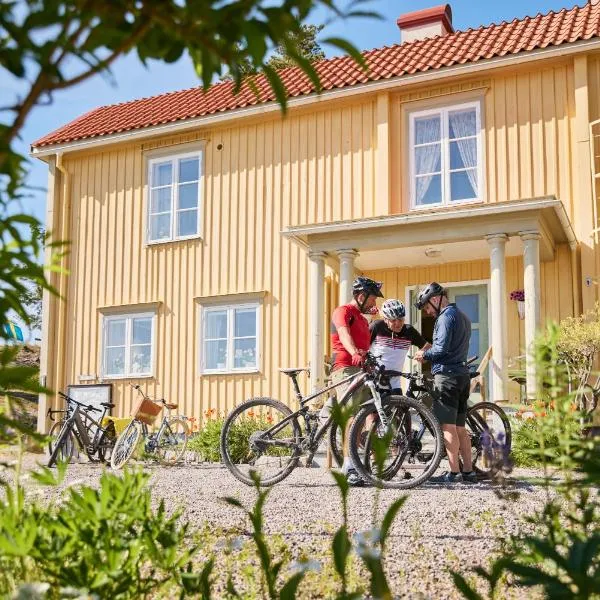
[415,282,446,310]
[381,299,406,320]
[352,276,384,298]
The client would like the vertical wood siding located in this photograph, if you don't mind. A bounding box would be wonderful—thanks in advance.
[56,102,377,418]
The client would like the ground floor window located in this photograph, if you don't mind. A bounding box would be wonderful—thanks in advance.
[201,303,259,373]
[102,312,154,377]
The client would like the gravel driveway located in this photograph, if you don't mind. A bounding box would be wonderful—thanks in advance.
[5,452,550,599]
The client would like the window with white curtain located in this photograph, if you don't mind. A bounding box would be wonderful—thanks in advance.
[102,312,155,377]
[147,150,203,242]
[201,304,259,373]
[409,101,482,208]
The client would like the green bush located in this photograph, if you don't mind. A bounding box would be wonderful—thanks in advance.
[510,417,559,467]
[188,416,289,463]
[0,466,211,598]
[187,417,225,462]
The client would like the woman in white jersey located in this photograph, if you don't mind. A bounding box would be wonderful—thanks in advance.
[369,299,431,392]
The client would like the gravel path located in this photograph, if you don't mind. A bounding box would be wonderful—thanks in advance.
[5,452,550,599]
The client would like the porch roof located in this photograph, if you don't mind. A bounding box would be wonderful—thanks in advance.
[282,197,577,263]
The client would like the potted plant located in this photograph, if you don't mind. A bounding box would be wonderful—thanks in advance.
[510,289,525,320]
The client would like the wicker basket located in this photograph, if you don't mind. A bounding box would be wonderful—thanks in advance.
[132,397,163,426]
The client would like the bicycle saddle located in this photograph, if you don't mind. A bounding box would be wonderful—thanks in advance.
[469,371,480,379]
[279,368,309,377]
[163,402,178,410]
[101,402,115,409]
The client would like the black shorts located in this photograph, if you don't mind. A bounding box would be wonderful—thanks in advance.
[432,373,470,426]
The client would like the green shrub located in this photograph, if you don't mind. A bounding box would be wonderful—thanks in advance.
[188,415,289,463]
[510,417,559,467]
[187,417,225,462]
[0,466,211,598]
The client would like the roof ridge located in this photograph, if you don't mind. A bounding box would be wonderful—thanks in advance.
[73,2,588,115]
[33,1,600,148]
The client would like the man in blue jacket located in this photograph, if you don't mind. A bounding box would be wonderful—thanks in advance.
[413,282,477,484]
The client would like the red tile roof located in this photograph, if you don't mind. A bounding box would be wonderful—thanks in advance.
[33,1,600,149]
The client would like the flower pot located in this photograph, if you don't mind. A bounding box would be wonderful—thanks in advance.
[517,300,525,320]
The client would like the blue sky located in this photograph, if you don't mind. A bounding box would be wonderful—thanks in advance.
[7,0,582,224]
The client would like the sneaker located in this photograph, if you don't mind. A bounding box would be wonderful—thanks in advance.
[461,471,478,484]
[429,471,463,484]
[346,468,365,487]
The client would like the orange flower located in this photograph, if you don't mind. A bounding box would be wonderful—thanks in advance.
[247,410,255,418]
[266,415,273,424]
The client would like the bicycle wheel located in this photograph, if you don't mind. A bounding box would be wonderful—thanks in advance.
[350,395,444,489]
[47,420,76,463]
[220,397,302,487]
[110,421,142,470]
[48,421,76,467]
[328,421,344,468]
[156,416,189,465]
[464,402,512,477]
[97,420,117,464]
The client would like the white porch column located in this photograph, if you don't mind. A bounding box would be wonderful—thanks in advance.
[337,249,359,304]
[309,251,326,392]
[520,231,542,400]
[486,234,509,402]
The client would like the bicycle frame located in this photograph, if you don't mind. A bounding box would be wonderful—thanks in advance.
[253,365,390,453]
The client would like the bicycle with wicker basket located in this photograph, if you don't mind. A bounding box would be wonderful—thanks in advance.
[110,385,189,469]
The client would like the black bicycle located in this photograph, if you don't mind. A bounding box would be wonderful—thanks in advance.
[220,353,444,488]
[351,359,512,485]
[47,392,117,467]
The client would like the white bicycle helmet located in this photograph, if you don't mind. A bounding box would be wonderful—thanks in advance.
[381,299,406,320]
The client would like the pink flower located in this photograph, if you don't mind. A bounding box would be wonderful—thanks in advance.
[509,289,525,302]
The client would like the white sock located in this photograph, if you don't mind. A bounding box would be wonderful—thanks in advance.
[342,457,354,474]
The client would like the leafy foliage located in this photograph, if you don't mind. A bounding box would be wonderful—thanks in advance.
[454,323,600,600]
[0,467,213,598]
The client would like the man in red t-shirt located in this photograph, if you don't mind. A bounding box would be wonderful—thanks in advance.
[329,276,383,486]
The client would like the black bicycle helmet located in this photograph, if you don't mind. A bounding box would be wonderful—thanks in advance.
[415,282,446,310]
[352,276,384,298]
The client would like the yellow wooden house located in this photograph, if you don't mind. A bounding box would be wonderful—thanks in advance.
[32,1,600,429]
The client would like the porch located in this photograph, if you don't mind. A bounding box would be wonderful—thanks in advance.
[283,197,577,402]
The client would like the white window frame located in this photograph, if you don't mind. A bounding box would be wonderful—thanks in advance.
[101,311,156,379]
[409,100,483,210]
[200,302,261,374]
[146,149,203,244]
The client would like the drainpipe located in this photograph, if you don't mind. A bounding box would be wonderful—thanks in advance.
[54,152,71,404]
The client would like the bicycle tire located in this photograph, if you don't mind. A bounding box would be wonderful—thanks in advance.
[220,397,302,487]
[47,420,76,463]
[97,420,117,464]
[48,421,76,467]
[465,402,512,477]
[156,416,189,465]
[110,421,142,470]
[349,395,444,489]
[328,421,344,468]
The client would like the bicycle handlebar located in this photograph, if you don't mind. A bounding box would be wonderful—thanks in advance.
[58,391,101,413]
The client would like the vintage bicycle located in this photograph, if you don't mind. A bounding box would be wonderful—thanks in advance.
[110,385,189,469]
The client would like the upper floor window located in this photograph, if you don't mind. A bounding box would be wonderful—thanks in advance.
[409,101,482,209]
[102,311,155,378]
[147,150,203,243]
[200,303,259,374]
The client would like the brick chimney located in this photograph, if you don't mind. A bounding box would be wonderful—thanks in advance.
[397,4,454,44]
